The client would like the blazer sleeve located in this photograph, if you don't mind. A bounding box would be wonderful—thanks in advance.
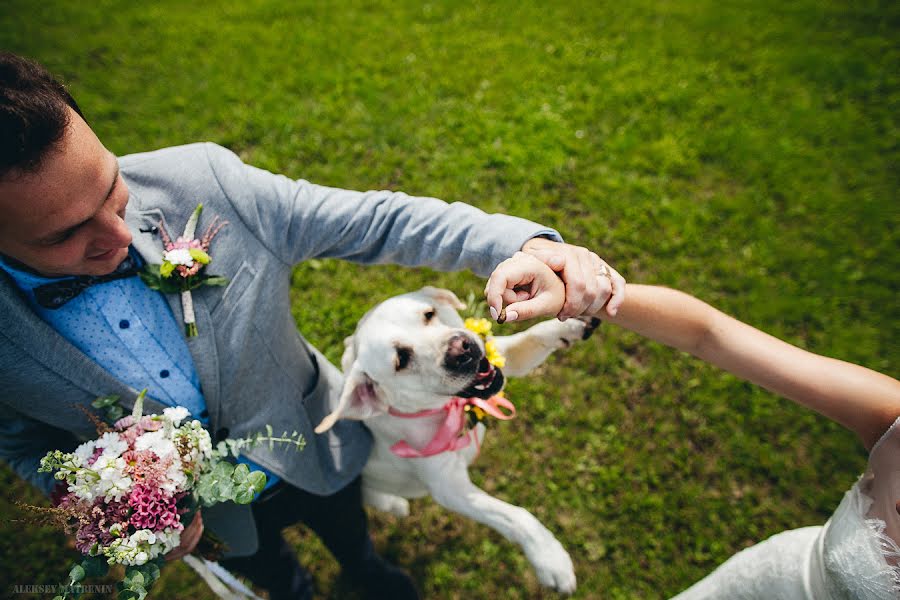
[0,409,79,496]
[203,143,561,277]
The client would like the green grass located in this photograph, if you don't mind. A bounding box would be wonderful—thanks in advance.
[1,0,898,598]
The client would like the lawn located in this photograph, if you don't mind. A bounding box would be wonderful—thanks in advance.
[1,0,897,598]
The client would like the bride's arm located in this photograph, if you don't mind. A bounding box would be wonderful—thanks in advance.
[605,284,900,450]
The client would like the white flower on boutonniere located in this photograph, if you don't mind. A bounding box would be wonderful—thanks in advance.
[140,204,229,337]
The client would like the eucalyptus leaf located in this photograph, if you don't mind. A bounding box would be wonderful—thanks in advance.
[68,564,85,584]
[234,487,255,504]
[232,463,249,483]
[216,479,234,499]
[247,470,267,493]
[213,461,234,479]
[138,561,161,584]
[124,569,144,587]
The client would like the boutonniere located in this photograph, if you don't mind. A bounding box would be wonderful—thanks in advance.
[140,204,228,337]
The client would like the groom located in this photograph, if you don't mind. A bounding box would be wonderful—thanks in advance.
[0,52,622,599]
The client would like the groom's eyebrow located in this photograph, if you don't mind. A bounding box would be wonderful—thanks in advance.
[36,161,121,245]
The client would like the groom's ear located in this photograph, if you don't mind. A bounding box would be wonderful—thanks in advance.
[314,364,386,434]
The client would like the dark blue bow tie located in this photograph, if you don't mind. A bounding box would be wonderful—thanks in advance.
[32,254,140,309]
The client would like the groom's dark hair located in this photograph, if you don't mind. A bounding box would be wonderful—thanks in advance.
[0,52,86,179]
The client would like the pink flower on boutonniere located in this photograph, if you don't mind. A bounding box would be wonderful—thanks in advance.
[140,204,229,337]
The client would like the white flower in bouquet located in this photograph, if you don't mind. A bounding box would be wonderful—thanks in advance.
[172,420,214,471]
[134,428,177,459]
[96,430,128,458]
[162,405,191,426]
[105,528,180,566]
[161,460,188,494]
[73,440,96,465]
[94,454,133,502]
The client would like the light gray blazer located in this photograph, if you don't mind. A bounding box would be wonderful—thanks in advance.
[0,142,559,555]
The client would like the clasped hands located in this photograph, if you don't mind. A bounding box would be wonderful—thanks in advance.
[486,237,625,323]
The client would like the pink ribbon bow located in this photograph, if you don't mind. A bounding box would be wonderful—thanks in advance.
[388,395,516,458]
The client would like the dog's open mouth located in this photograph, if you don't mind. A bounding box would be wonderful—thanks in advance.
[456,357,505,399]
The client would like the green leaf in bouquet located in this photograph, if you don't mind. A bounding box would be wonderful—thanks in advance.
[117,589,142,600]
[213,461,234,479]
[123,568,145,589]
[132,561,161,588]
[247,470,267,493]
[106,405,124,421]
[195,481,215,502]
[68,564,86,584]
[232,463,250,483]
[216,478,234,500]
[91,395,120,409]
[234,486,255,504]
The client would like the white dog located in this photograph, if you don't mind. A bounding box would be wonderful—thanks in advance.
[315,287,598,594]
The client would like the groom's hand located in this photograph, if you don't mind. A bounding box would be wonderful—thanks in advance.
[520,237,626,320]
[165,509,204,561]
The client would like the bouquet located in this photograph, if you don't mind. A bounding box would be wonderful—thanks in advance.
[31,391,303,600]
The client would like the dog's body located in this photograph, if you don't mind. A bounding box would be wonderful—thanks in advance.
[316,287,596,594]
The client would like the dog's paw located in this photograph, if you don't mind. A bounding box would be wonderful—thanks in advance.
[363,488,411,518]
[528,539,577,594]
[384,496,410,518]
[554,316,601,348]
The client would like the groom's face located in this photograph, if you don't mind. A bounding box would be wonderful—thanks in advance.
[0,107,132,277]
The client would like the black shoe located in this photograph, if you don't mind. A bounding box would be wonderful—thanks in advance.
[290,565,316,600]
[267,563,315,600]
[353,556,419,600]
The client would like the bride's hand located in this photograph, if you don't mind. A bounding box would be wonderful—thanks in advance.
[165,509,204,561]
[485,252,566,322]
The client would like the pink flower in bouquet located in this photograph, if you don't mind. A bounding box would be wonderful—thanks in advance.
[116,415,162,445]
[114,415,135,430]
[122,449,171,485]
[71,498,130,554]
[128,484,182,533]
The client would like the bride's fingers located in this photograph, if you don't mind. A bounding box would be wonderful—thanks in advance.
[502,288,519,305]
[603,265,627,316]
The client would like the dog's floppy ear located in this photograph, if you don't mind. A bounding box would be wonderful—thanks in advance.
[341,334,357,374]
[315,364,387,434]
[420,286,466,310]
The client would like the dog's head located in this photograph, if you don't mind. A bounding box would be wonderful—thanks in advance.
[315,286,505,433]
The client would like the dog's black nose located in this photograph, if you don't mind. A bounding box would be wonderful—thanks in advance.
[444,334,481,371]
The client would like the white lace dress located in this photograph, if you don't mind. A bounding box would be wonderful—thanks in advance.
[673,417,900,599]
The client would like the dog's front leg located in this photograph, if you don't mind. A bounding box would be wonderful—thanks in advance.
[492,317,600,377]
[415,454,576,594]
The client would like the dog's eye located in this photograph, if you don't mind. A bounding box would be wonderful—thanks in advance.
[423,309,436,323]
[395,346,413,371]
